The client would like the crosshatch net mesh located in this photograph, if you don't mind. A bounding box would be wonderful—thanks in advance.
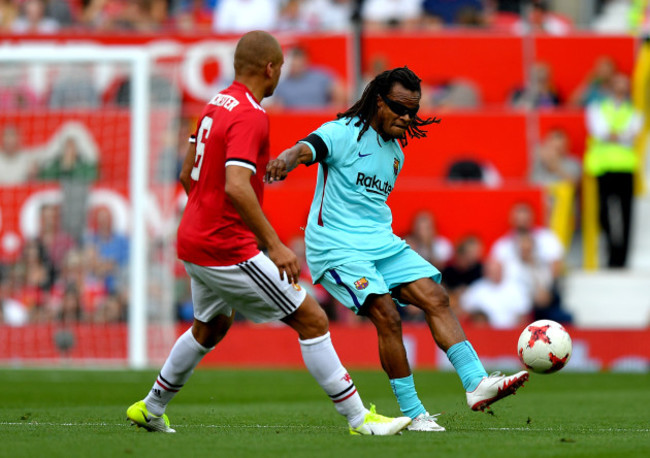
[0,55,185,366]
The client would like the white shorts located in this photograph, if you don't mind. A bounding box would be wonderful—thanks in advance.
[183,252,307,324]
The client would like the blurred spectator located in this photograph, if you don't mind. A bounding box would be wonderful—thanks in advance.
[111,0,165,32]
[47,248,107,320]
[277,0,353,32]
[92,293,126,323]
[531,128,582,248]
[37,128,99,243]
[36,204,77,274]
[0,66,40,110]
[45,0,75,27]
[584,72,643,268]
[628,0,650,34]
[512,0,572,35]
[405,210,453,269]
[270,46,347,109]
[441,235,484,316]
[0,122,99,185]
[0,125,40,185]
[54,283,85,323]
[569,56,617,108]
[15,239,55,322]
[0,0,19,32]
[484,0,521,31]
[592,0,635,34]
[490,202,564,280]
[81,0,126,30]
[171,0,217,32]
[111,73,181,108]
[421,0,486,28]
[490,0,521,13]
[298,0,353,31]
[48,65,99,109]
[361,0,422,30]
[0,274,29,326]
[531,128,581,187]
[37,136,98,182]
[276,0,304,31]
[509,62,560,110]
[0,122,94,185]
[429,78,482,110]
[81,0,167,31]
[11,0,60,33]
[212,0,279,34]
[459,258,531,329]
[514,231,572,325]
[84,207,129,295]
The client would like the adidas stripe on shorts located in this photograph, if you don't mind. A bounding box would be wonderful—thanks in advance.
[183,252,307,324]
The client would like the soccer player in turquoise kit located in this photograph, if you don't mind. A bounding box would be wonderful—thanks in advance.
[266,67,528,432]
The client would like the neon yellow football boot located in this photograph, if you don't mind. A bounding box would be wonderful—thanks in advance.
[126,400,175,433]
[349,404,411,436]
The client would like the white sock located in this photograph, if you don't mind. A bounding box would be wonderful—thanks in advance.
[299,332,367,427]
[144,328,212,416]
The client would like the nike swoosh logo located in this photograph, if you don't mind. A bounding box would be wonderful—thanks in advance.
[140,409,151,423]
[358,152,372,158]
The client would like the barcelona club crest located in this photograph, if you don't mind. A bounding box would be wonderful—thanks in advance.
[354,277,369,290]
[393,158,400,176]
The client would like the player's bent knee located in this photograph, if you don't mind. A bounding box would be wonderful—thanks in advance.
[363,296,402,335]
[192,312,234,348]
[405,279,450,313]
[282,294,329,340]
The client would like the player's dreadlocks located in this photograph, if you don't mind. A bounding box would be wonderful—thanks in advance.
[337,66,440,147]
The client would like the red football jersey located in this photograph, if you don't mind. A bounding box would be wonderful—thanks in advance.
[177,81,269,266]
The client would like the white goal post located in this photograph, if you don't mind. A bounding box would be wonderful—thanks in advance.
[0,45,152,368]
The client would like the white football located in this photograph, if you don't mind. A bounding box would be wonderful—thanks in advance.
[517,319,572,374]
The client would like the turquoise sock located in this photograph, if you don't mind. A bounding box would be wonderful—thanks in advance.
[447,341,488,392]
[389,374,427,419]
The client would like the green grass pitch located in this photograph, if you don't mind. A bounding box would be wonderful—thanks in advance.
[0,368,648,458]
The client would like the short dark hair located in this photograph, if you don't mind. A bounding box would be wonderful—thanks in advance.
[337,67,439,146]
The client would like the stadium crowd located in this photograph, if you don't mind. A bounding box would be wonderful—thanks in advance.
[0,1,647,36]
[0,0,646,329]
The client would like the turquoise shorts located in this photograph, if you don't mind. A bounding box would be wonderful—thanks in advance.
[318,246,442,314]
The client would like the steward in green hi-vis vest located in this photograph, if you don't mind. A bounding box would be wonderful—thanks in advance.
[584,99,638,176]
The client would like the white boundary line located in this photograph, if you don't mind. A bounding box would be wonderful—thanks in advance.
[1,422,649,433]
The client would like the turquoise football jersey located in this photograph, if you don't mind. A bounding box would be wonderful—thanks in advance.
[300,116,408,282]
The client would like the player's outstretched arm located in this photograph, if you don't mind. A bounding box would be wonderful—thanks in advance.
[225,164,301,284]
[265,142,313,183]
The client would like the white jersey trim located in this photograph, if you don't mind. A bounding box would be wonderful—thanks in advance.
[226,159,257,174]
[246,92,265,112]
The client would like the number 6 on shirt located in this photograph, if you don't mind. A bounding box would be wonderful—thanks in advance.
[191,116,213,181]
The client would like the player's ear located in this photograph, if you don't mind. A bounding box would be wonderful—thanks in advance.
[265,61,274,78]
[377,94,384,110]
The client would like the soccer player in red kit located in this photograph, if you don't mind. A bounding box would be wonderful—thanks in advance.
[126,31,411,436]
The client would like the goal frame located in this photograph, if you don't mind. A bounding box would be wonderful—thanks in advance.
[0,45,152,368]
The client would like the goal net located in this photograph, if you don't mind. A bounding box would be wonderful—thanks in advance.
[0,45,184,368]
